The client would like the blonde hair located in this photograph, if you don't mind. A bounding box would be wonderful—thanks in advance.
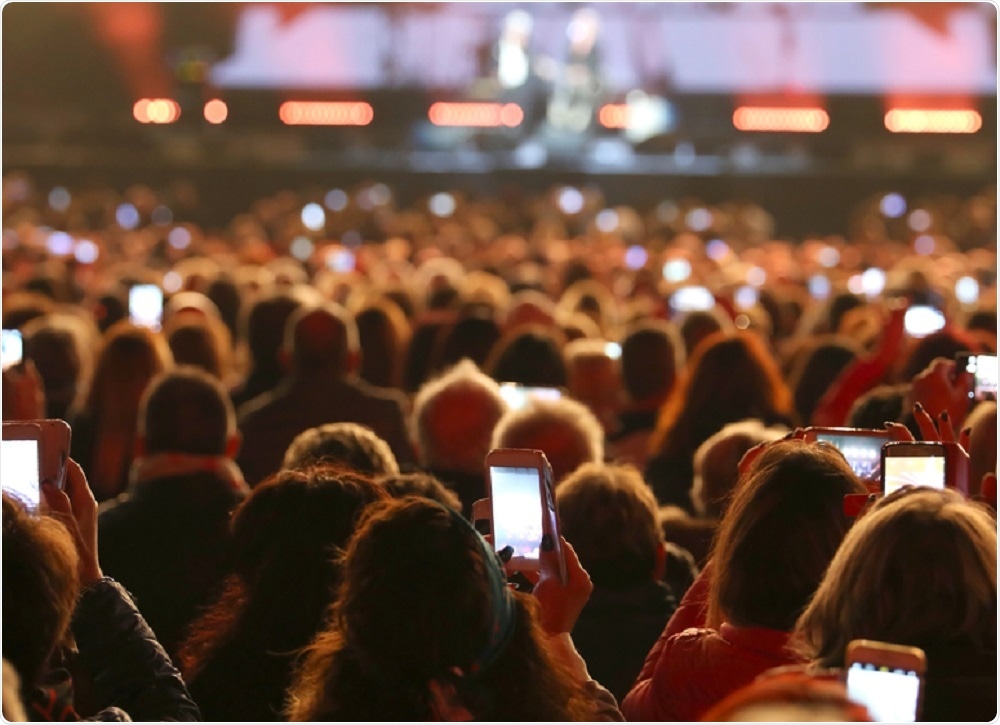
[791,487,997,667]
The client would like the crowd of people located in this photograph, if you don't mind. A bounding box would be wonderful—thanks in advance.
[2,172,997,721]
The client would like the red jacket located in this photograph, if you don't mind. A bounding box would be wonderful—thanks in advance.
[621,623,801,722]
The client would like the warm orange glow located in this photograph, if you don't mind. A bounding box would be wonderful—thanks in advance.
[598,104,629,129]
[428,102,523,127]
[733,106,829,132]
[884,108,982,133]
[279,101,374,126]
[204,99,228,124]
[133,98,181,124]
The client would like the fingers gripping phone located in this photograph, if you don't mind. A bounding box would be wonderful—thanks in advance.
[881,441,966,497]
[486,448,567,585]
[1,419,71,512]
[845,639,926,722]
[802,427,892,484]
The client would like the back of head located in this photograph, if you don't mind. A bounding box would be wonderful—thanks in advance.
[85,321,172,423]
[678,308,733,360]
[708,440,867,631]
[412,359,507,473]
[244,292,304,372]
[283,423,399,476]
[846,384,908,429]
[285,304,358,377]
[966,401,997,498]
[703,672,872,722]
[140,366,235,457]
[788,336,860,425]
[2,496,80,692]
[621,320,682,404]
[486,325,567,388]
[166,318,230,381]
[692,419,789,519]
[491,398,604,484]
[355,299,409,389]
[430,312,502,374]
[900,330,976,382]
[22,314,87,419]
[793,487,997,668]
[556,463,662,590]
[378,472,462,513]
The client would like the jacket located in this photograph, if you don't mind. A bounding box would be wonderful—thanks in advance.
[621,623,799,722]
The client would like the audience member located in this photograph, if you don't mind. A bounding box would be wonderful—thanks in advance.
[486,325,568,388]
[377,472,463,512]
[230,291,304,408]
[282,422,400,476]
[237,303,414,486]
[98,367,247,659]
[354,297,411,390]
[564,338,622,434]
[21,314,91,421]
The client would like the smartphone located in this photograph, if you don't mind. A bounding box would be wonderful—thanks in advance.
[2,329,23,370]
[881,441,953,497]
[802,427,892,483]
[669,286,715,313]
[128,284,164,331]
[326,248,356,273]
[903,305,945,339]
[498,383,563,412]
[486,448,567,585]
[845,639,926,722]
[1,422,43,511]
[955,353,998,402]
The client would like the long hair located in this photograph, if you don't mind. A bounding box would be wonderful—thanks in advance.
[177,466,387,721]
[791,487,997,668]
[705,440,867,631]
[650,330,794,459]
[285,497,593,721]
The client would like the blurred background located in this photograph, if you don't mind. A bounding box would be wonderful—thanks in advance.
[3,2,996,238]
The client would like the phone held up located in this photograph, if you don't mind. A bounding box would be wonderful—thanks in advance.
[1,419,72,513]
[881,441,966,498]
[800,427,892,486]
[955,352,998,403]
[845,639,926,722]
[485,448,567,586]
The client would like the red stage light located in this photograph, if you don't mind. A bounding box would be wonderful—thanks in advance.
[204,99,228,125]
[279,101,374,126]
[133,98,181,124]
[733,106,829,133]
[884,108,981,133]
[599,104,629,129]
[428,102,523,128]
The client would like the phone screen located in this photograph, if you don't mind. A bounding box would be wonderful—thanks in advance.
[846,662,921,722]
[1,329,23,370]
[670,286,714,313]
[489,465,543,561]
[815,433,890,481]
[964,354,998,402]
[883,455,946,496]
[498,384,562,412]
[904,306,945,338]
[129,285,164,331]
[1,438,41,511]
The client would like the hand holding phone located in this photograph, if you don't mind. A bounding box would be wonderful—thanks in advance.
[801,427,893,484]
[845,639,926,722]
[531,537,593,635]
[1,420,72,511]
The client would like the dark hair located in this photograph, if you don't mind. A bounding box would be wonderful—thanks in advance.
[22,316,84,420]
[285,304,358,376]
[178,466,387,721]
[678,309,731,360]
[243,292,303,374]
[430,312,502,375]
[485,325,567,388]
[285,497,592,721]
[2,495,80,693]
[899,330,979,382]
[707,441,867,631]
[355,299,410,389]
[846,383,908,429]
[283,423,399,476]
[378,472,462,513]
[621,320,682,403]
[827,292,864,334]
[166,319,230,381]
[788,336,860,425]
[205,276,242,343]
[140,367,234,457]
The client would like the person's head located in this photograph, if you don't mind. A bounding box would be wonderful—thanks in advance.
[179,466,388,676]
[563,338,622,432]
[355,298,410,389]
[243,292,304,375]
[486,325,567,388]
[965,401,997,498]
[691,419,789,519]
[283,303,359,378]
[283,423,399,477]
[491,398,603,484]
[83,321,173,425]
[285,496,591,721]
[706,440,867,631]
[846,384,909,429]
[205,276,243,343]
[899,330,979,382]
[412,360,508,474]
[677,308,734,360]
[165,316,232,382]
[788,336,861,425]
[138,366,239,459]
[430,312,503,375]
[21,314,90,420]
[2,495,80,695]
[792,487,997,667]
[620,319,683,406]
[556,463,664,590]
[378,472,462,513]
[652,331,794,459]
[556,279,617,335]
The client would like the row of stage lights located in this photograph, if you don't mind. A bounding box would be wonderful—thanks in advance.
[133,98,984,135]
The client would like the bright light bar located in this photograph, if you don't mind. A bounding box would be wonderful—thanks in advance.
[733,106,829,132]
[884,108,982,134]
[428,102,523,128]
[134,98,181,124]
[598,104,629,129]
[279,101,374,126]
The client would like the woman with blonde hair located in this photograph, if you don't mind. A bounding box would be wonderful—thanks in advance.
[70,321,172,501]
[791,487,997,721]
